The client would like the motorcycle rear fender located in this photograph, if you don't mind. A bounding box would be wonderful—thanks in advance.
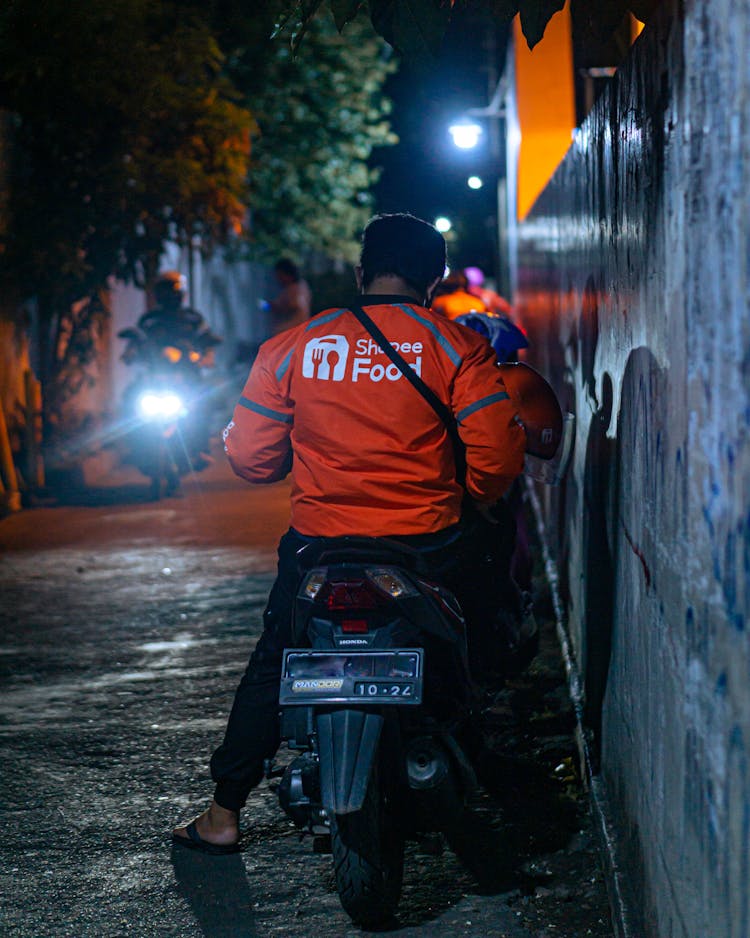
[316,709,383,815]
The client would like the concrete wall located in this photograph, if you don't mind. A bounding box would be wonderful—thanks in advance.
[515,2,750,935]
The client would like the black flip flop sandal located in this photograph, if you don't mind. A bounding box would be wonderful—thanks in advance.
[171,820,240,855]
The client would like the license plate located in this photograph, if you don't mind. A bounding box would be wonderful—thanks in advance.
[279,649,423,706]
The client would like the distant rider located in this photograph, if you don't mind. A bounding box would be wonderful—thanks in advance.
[137,271,220,463]
[137,271,220,364]
[431,270,489,319]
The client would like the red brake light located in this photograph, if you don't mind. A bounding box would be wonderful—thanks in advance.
[321,579,381,610]
[341,619,369,633]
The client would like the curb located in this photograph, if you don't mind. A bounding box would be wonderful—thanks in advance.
[526,480,639,938]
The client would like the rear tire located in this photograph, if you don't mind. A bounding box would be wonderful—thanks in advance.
[330,766,404,928]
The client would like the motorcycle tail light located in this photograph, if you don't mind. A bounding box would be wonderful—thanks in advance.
[302,569,327,600]
[366,567,418,599]
[341,619,368,633]
[323,580,380,610]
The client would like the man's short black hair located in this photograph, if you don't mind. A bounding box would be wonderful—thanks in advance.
[275,258,300,281]
[360,213,446,296]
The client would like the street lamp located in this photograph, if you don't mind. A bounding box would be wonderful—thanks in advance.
[447,72,511,299]
[434,216,452,233]
[448,120,483,150]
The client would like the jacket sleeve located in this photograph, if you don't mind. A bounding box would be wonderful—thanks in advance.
[451,338,526,502]
[223,343,293,484]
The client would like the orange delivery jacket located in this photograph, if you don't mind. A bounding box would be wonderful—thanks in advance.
[431,289,488,321]
[223,296,525,537]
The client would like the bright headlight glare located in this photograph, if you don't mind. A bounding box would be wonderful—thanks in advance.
[366,567,418,598]
[137,390,184,419]
[160,393,183,417]
[302,569,328,599]
[138,392,162,417]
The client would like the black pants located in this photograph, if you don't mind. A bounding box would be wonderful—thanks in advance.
[210,515,515,811]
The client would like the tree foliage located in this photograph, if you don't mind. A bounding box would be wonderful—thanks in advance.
[0,0,396,441]
[0,0,252,297]
[241,14,397,263]
[284,0,661,54]
[0,0,253,442]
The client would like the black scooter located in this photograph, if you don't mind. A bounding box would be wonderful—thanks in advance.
[267,536,480,928]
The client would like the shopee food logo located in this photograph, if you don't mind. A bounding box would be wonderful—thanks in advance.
[302,335,422,383]
[302,335,350,381]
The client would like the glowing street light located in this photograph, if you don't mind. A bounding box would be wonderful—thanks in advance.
[448,120,483,150]
[434,216,452,233]
[467,175,484,190]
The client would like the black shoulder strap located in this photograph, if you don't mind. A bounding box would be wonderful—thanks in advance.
[348,301,466,488]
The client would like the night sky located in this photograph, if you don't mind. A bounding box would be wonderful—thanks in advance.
[371,10,510,281]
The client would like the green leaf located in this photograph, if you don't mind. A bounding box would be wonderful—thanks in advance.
[369,0,451,60]
[330,0,365,31]
[291,0,327,52]
[519,0,566,49]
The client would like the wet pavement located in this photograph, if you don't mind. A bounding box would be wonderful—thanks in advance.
[0,456,612,936]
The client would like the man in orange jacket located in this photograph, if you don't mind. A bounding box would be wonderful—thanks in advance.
[173,213,525,853]
[431,270,488,320]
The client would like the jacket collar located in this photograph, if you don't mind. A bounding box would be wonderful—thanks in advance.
[354,294,424,308]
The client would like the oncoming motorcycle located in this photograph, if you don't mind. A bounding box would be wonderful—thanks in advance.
[117,328,214,499]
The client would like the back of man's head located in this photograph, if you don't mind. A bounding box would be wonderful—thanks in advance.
[360,214,446,298]
[275,258,301,282]
[154,271,185,310]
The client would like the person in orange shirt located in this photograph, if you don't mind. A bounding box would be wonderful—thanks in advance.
[464,265,513,317]
[172,213,525,853]
[431,270,488,320]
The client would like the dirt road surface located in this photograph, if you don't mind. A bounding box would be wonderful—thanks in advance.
[0,454,612,936]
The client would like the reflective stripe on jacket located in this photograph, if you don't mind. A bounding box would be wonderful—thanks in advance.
[224,298,525,537]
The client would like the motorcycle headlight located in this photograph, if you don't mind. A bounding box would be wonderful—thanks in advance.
[137,390,184,420]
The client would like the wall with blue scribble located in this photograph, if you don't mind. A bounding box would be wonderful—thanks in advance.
[514,1,750,934]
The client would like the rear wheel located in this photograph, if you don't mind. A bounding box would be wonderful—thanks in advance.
[330,765,404,928]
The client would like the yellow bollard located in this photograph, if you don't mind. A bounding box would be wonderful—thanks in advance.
[23,369,45,488]
[0,400,21,512]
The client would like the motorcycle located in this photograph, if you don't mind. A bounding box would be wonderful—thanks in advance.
[117,328,214,499]
[265,361,577,927]
[267,536,481,928]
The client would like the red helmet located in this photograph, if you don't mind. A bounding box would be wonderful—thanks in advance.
[498,362,563,459]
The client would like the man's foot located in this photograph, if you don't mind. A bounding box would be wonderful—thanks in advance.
[172,800,239,852]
